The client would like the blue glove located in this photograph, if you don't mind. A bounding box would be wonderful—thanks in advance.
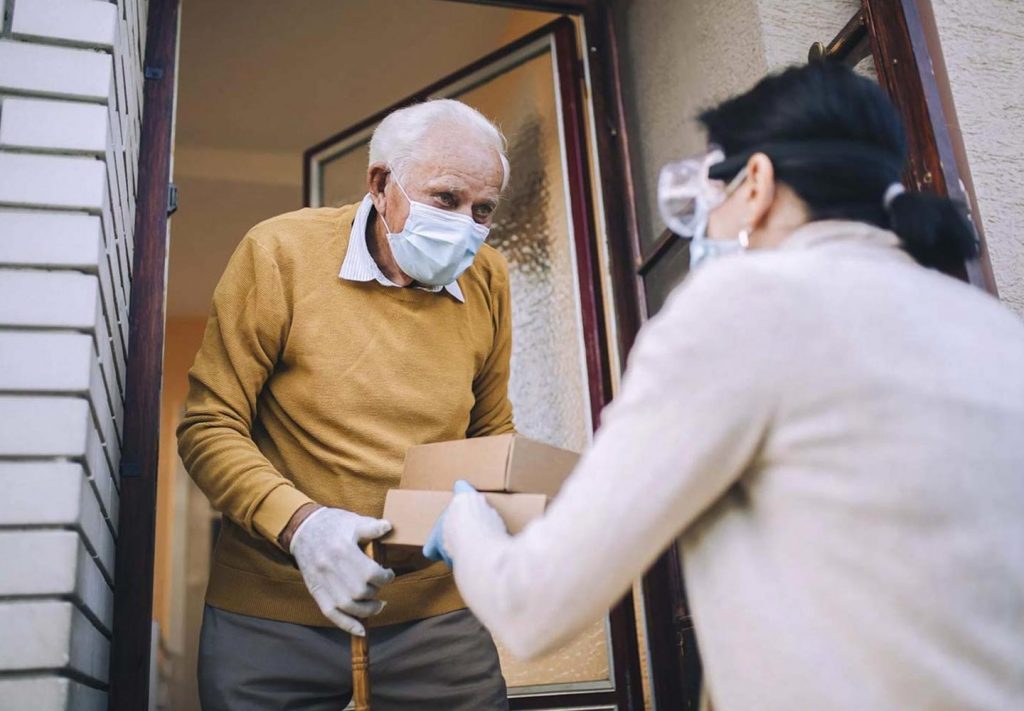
[423,480,477,567]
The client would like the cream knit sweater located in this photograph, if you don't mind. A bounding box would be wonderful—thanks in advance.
[445,220,1024,710]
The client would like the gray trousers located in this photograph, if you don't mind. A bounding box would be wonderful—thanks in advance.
[198,606,508,711]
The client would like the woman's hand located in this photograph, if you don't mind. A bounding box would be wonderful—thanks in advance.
[423,480,487,566]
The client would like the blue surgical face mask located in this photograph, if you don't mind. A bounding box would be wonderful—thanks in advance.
[381,176,490,287]
[688,216,749,271]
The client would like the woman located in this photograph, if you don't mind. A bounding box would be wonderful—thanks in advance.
[425,62,1024,709]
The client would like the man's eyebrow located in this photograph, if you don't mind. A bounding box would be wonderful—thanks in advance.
[426,180,468,194]
[424,180,498,208]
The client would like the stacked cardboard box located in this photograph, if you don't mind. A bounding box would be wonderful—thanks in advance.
[381,433,579,547]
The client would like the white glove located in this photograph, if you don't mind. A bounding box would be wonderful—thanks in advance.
[289,507,396,636]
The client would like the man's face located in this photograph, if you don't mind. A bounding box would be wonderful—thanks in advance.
[373,125,504,233]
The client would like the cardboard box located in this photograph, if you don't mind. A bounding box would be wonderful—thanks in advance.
[381,489,548,547]
[400,433,579,498]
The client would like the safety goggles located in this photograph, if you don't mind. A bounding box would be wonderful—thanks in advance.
[657,148,749,238]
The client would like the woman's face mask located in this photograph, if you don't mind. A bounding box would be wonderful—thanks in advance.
[381,175,490,287]
[658,148,750,270]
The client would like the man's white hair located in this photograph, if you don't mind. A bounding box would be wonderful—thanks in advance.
[369,99,510,191]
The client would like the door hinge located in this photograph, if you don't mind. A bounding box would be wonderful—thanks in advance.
[167,183,178,216]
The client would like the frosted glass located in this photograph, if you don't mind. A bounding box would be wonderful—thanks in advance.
[456,49,609,691]
[466,54,592,454]
[855,52,878,81]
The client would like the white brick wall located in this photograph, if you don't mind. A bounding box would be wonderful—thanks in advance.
[0,600,110,680]
[0,211,105,268]
[12,0,119,49]
[0,0,150,706]
[0,677,107,711]
[0,461,116,581]
[0,97,110,153]
[0,40,113,100]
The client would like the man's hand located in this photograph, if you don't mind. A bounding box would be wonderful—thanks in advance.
[278,502,322,550]
[289,507,396,636]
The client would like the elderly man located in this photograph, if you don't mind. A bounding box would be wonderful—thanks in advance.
[177,99,514,710]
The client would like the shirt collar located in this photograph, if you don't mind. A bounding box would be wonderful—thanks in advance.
[339,194,465,303]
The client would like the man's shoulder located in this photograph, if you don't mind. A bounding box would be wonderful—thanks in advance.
[244,204,359,258]
[466,243,509,284]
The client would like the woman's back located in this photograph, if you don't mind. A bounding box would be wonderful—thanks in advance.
[681,220,1024,710]
[436,62,1024,711]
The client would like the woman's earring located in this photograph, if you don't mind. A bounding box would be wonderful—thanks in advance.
[738,229,750,249]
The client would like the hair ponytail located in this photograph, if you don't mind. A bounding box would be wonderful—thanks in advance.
[886,191,978,271]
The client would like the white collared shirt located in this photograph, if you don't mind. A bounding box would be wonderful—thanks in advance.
[339,194,465,303]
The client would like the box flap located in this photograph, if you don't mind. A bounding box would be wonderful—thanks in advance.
[506,435,580,497]
[399,434,515,492]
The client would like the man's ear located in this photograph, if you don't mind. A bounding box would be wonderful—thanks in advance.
[367,163,390,212]
[744,153,776,229]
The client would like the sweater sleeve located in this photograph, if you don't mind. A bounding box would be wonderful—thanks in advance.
[467,255,515,437]
[444,261,791,659]
[177,234,314,549]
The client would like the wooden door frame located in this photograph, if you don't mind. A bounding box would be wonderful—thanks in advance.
[111,1,653,709]
[811,0,998,292]
[863,0,997,292]
[108,0,180,709]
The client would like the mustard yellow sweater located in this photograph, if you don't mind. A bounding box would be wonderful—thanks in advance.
[177,203,514,627]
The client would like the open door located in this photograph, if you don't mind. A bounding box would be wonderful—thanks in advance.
[305,17,642,711]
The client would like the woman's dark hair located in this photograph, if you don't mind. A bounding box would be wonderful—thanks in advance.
[698,61,977,272]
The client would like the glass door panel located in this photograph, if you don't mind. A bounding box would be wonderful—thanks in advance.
[456,37,610,696]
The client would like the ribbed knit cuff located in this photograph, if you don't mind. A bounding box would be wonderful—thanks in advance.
[252,484,316,550]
